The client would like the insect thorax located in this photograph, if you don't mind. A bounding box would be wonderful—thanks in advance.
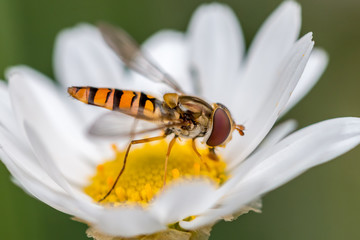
[169,116,210,139]
[163,95,213,139]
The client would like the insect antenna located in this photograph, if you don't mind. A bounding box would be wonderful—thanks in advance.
[235,124,245,136]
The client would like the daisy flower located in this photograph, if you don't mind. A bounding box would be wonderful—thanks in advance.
[0,1,359,240]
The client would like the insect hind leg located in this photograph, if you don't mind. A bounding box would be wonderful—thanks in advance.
[98,134,167,203]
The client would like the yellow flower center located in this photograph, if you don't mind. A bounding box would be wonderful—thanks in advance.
[84,139,228,205]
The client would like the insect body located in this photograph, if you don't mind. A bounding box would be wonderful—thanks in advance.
[68,87,243,145]
[68,23,245,202]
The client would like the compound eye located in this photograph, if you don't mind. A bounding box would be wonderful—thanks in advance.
[206,108,231,146]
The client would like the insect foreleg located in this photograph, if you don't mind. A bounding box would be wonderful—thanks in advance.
[192,139,210,171]
[98,134,167,202]
[163,136,177,187]
[207,147,219,161]
[191,139,202,159]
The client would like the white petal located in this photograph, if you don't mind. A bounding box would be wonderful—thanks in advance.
[149,179,218,224]
[183,117,360,229]
[226,120,297,161]
[21,122,101,219]
[234,1,301,109]
[226,33,314,168]
[54,23,124,88]
[7,66,103,186]
[93,207,166,237]
[1,150,94,221]
[0,80,11,108]
[23,122,87,194]
[281,48,329,116]
[255,119,297,152]
[0,128,94,222]
[0,124,62,192]
[235,117,360,191]
[188,2,245,102]
[141,30,193,94]
[0,81,21,137]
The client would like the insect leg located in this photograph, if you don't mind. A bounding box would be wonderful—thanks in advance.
[98,134,166,202]
[207,147,219,161]
[192,139,210,171]
[191,138,202,159]
[163,135,177,187]
[130,119,139,138]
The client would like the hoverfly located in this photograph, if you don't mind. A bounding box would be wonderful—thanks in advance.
[68,22,245,202]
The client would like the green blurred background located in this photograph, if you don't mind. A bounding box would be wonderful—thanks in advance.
[1,0,360,239]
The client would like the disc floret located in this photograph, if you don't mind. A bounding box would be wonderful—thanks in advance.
[85,140,228,205]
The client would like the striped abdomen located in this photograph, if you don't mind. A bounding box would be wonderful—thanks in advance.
[68,87,164,121]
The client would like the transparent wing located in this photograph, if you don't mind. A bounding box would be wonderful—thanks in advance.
[97,22,184,93]
[88,112,175,139]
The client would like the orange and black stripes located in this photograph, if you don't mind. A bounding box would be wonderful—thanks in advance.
[112,89,123,111]
[68,86,163,120]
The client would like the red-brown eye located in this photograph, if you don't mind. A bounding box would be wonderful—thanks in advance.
[206,108,231,146]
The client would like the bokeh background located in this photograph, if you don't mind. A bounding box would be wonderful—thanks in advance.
[0,0,360,239]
